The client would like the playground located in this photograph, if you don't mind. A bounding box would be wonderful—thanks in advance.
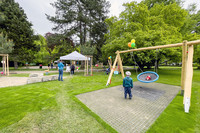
[1,0,200,132]
[0,67,199,132]
[0,40,200,132]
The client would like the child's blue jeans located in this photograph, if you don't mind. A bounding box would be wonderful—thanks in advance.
[124,87,132,99]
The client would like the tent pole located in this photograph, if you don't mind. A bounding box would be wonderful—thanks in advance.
[91,56,93,76]
[84,59,86,76]
[87,57,89,75]
[7,54,9,76]
[4,56,7,75]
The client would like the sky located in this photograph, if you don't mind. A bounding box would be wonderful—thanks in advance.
[15,0,200,36]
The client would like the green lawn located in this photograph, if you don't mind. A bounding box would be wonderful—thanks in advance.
[146,69,200,133]
[0,68,199,132]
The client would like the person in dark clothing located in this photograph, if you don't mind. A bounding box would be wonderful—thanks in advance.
[123,71,133,99]
[70,64,75,75]
[106,67,110,75]
[51,62,53,69]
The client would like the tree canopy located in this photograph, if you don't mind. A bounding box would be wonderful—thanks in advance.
[0,0,37,63]
[102,0,200,69]
[0,33,14,54]
[46,0,110,61]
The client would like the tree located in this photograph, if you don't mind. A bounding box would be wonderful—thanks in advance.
[193,10,200,34]
[33,35,49,64]
[80,41,95,56]
[0,33,14,54]
[143,0,182,9]
[102,2,188,69]
[0,0,38,68]
[45,32,77,62]
[180,3,200,68]
[46,0,110,61]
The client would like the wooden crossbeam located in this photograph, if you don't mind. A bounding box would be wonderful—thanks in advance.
[118,40,200,54]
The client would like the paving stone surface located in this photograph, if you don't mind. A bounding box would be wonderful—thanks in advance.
[77,81,180,133]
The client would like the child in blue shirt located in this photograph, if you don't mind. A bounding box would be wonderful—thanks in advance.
[123,71,133,99]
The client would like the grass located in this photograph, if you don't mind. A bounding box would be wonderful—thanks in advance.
[0,72,121,132]
[0,68,199,132]
[146,68,200,133]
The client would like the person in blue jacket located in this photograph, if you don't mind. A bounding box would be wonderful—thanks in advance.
[58,60,64,81]
[123,71,133,99]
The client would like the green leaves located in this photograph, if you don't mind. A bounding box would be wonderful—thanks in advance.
[47,0,110,61]
[80,42,96,56]
[102,1,193,68]
[0,33,14,54]
[0,0,37,62]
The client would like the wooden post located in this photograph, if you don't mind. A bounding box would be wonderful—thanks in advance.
[4,56,6,75]
[110,58,112,68]
[108,59,112,68]
[106,53,119,86]
[84,59,86,76]
[91,56,93,76]
[7,54,9,76]
[87,57,89,75]
[118,53,124,78]
[181,41,187,95]
[183,45,194,113]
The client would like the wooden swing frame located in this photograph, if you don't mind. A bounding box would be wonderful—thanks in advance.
[106,40,200,113]
[0,54,9,76]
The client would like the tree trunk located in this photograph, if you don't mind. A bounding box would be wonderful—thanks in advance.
[80,21,83,45]
[147,65,151,69]
[14,61,18,69]
[83,22,86,44]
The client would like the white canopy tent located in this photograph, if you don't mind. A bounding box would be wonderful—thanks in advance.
[60,51,89,61]
[59,51,92,76]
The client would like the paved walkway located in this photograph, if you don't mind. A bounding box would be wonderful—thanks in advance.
[0,71,58,88]
[77,82,180,133]
[0,77,28,88]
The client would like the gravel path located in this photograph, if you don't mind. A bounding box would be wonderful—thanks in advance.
[0,71,44,88]
[0,77,28,88]
[0,70,67,88]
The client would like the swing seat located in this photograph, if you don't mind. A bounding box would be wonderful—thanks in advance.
[137,71,159,83]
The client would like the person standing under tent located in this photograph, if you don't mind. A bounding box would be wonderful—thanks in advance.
[123,71,133,99]
[58,60,64,81]
[70,64,75,75]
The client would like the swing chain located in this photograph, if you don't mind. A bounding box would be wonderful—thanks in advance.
[131,52,143,74]
[154,49,159,73]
